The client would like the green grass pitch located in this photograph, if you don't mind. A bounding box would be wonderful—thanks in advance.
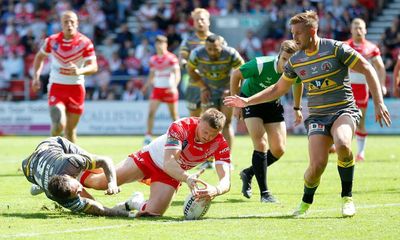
[0,135,399,240]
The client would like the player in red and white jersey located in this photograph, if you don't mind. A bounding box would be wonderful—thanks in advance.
[81,108,231,217]
[32,11,98,143]
[345,18,386,162]
[141,35,181,145]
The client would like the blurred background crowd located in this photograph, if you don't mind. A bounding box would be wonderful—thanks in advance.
[0,0,398,101]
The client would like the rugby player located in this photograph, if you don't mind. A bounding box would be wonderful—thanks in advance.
[142,35,181,145]
[32,11,98,143]
[230,40,303,203]
[22,137,131,217]
[187,34,244,152]
[224,11,391,217]
[81,108,231,217]
[345,18,387,162]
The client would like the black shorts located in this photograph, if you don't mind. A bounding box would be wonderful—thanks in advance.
[240,93,284,123]
[304,109,361,137]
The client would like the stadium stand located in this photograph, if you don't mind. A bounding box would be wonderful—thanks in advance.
[0,0,397,101]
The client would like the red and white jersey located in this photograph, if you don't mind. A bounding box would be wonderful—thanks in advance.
[41,32,96,85]
[149,51,179,88]
[346,39,381,84]
[143,117,230,170]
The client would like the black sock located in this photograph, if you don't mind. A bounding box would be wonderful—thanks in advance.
[252,150,268,194]
[242,166,254,178]
[338,165,354,197]
[266,150,279,166]
[302,184,319,204]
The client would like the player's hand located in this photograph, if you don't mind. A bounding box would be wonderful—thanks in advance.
[186,169,205,190]
[294,109,303,126]
[192,179,218,201]
[223,95,248,108]
[32,79,41,92]
[374,102,391,127]
[105,181,120,195]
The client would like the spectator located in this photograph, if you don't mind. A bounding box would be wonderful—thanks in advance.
[144,21,165,46]
[116,23,134,47]
[122,79,144,101]
[207,0,221,16]
[239,30,262,61]
[220,1,238,16]
[137,0,158,29]
[3,52,24,80]
[165,24,182,53]
[154,0,172,30]
[326,0,345,20]
[124,49,142,77]
[346,0,368,20]
[93,80,115,100]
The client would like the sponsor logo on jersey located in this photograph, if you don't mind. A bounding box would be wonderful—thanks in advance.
[321,61,333,72]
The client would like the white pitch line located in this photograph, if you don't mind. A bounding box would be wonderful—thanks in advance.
[2,202,400,238]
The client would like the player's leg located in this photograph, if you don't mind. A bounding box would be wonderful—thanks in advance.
[144,99,161,144]
[293,134,332,217]
[220,100,234,150]
[352,83,369,161]
[49,104,66,137]
[186,85,201,117]
[166,101,179,121]
[143,182,176,215]
[82,157,145,190]
[355,107,367,161]
[242,117,266,198]
[65,112,81,143]
[331,114,357,217]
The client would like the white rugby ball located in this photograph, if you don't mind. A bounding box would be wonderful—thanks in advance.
[183,193,211,220]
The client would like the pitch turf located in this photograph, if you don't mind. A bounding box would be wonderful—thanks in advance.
[0,135,399,240]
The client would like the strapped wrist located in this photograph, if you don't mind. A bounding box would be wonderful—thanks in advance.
[293,106,302,111]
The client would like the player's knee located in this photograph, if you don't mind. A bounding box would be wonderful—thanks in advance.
[335,142,352,156]
[271,147,285,159]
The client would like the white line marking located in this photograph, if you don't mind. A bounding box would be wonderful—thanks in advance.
[2,203,400,238]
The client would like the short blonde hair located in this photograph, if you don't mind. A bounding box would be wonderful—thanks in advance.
[191,8,210,19]
[280,40,299,54]
[201,108,226,130]
[289,10,318,29]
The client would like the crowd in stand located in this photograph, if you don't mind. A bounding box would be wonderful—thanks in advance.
[0,0,398,101]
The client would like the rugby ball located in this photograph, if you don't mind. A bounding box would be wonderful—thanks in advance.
[183,193,211,220]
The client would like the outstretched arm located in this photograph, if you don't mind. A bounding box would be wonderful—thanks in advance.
[83,198,132,217]
[92,155,120,195]
[351,57,391,127]
[371,56,387,95]
[224,77,292,108]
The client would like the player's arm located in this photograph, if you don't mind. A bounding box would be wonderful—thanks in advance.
[292,82,304,126]
[163,149,191,182]
[351,57,391,127]
[187,63,208,90]
[230,68,244,96]
[173,63,181,87]
[224,77,293,108]
[91,155,119,195]
[179,50,189,68]
[83,198,132,217]
[142,69,155,93]
[32,51,47,91]
[371,56,387,95]
[213,163,231,196]
[76,58,98,75]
